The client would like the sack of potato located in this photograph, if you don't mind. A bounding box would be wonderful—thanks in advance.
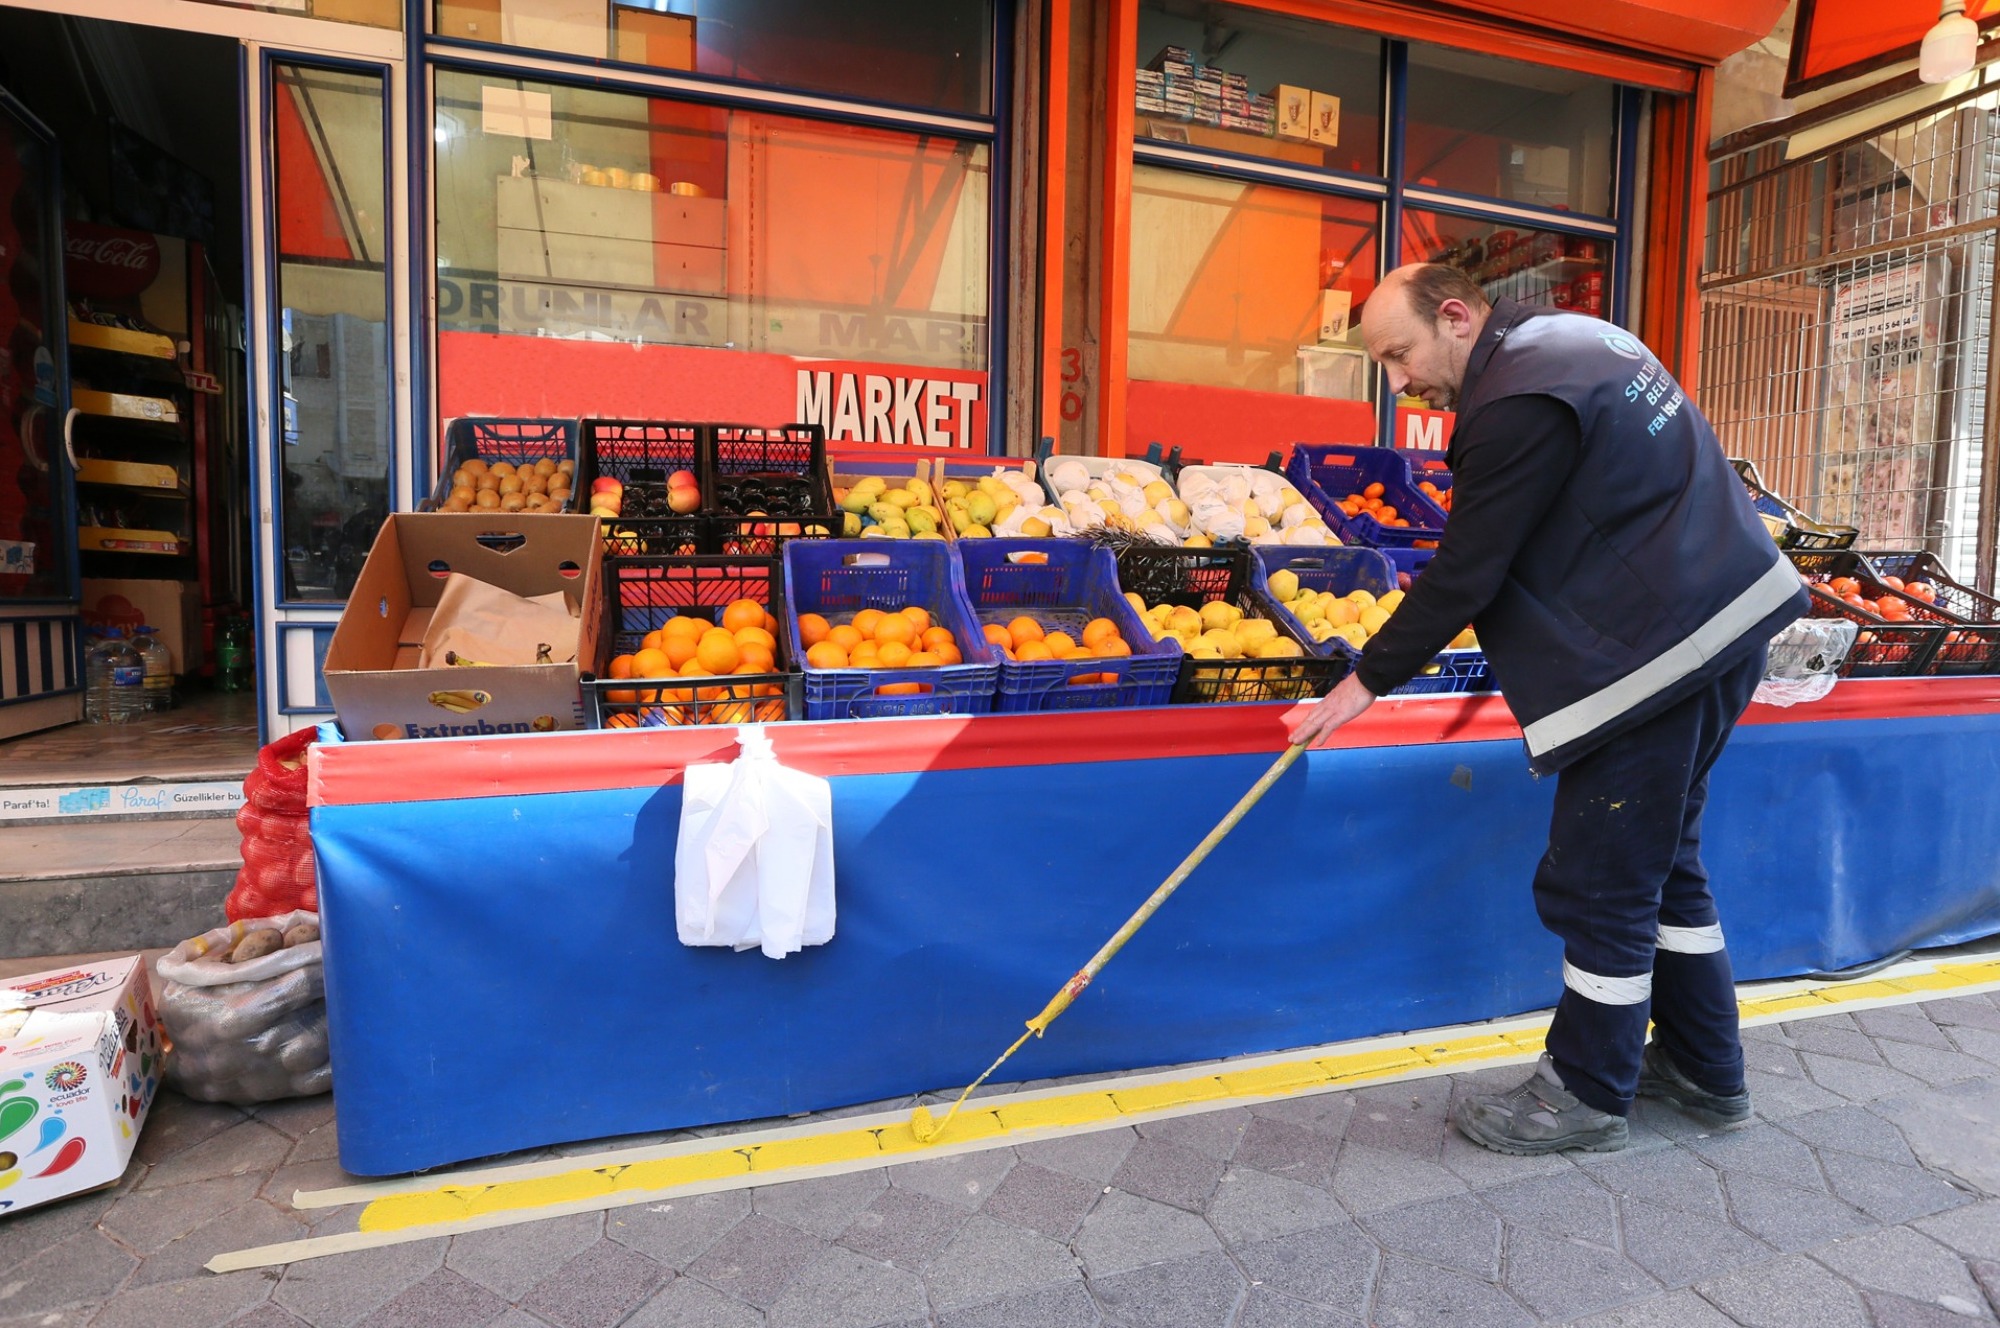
[154,910,331,1104]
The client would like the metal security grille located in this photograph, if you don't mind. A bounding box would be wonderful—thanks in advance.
[1700,88,2000,590]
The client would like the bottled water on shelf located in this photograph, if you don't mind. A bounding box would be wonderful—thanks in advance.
[132,625,175,712]
[85,628,147,724]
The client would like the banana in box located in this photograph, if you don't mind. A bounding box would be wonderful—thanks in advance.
[322,513,607,741]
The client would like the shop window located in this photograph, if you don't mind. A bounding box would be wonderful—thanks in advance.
[1401,210,1611,318]
[431,0,993,118]
[1403,44,1615,217]
[272,63,392,602]
[1128,164,1378,397]
[433,71,992,447]
[1134,2,1382,179]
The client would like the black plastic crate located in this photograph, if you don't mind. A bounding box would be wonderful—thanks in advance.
[429,418,579,513]
[577,420,708,556]
[1861,550,2000,624]
[704,423,837,557]
[1109,544,1346,704]
[1789,551,1947,678]
[1795,550,2000,676]
[1730,458,1857,551]
[580,554,799,727]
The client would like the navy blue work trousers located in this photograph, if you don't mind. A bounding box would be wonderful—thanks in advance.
[1537,649,1766,1116]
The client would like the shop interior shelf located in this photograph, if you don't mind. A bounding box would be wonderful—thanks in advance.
[71,387,181,425]
[67,317,178,361]
[74,457,186,494]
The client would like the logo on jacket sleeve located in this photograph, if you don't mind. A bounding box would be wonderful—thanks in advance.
[1597,330,1645,360]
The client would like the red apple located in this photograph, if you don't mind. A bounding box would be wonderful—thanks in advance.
[667,469,697,489]
[667,485,701,514]
[591,477,624,496]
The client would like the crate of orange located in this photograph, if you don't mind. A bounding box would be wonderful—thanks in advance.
[1108,543,1347,705]
[1285,444,1447,549]
[955,539,1180,712]
[582,555,800,729]
[1789,554,1949,678]
[783,540,1000,719]
[1789,550,1999,677]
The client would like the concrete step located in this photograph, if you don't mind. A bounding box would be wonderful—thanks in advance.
[0,817,245,956]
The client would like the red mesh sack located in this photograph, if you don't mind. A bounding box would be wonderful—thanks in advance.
[227,730,318,921]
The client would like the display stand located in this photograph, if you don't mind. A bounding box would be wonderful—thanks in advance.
[310,681,2000,1175]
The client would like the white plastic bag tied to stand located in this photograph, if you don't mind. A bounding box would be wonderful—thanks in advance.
[675,726,835,959]
[1756,617,1858,708]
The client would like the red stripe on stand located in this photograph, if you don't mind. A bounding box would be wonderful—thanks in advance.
[308,676,2000,808]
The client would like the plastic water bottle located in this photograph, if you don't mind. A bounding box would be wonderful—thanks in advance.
[85,628,146,724]
[132,626,175,712]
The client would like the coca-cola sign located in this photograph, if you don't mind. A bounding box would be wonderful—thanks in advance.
[64,222,160,300]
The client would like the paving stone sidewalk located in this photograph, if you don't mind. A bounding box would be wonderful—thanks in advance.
[5,992,2000,1327]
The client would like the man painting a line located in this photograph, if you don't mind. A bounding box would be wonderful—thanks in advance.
[1285,264,1809,1156]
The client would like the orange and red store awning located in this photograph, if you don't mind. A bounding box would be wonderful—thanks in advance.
[1787,0,2000,96]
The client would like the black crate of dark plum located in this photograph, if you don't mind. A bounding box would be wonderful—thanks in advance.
[702,423,838,557]
[576,420,709,557]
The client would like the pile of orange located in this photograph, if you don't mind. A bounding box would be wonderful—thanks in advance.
[798,606,965,696]
[1334,481,1414,528]
[1416,477,1454,514]
[601,597,786,725]
[983,614,1130,686]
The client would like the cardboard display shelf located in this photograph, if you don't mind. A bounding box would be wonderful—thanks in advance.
[67,318,178,361]
[75,458,185,493]
[71,388,180,425]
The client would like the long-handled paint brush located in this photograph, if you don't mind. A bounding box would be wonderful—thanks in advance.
[910,744,1308,1144]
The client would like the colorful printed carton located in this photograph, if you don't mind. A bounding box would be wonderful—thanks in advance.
[0,958,163,1214]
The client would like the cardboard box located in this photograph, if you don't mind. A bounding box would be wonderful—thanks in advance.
[0,958,163,1215]
[1309,92,1341,146]
[1271,86,1311,140]
[323,514,606,741]
[82,578,203,674]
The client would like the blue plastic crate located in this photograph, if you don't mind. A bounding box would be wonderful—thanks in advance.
[1381,547,1436,583]
[955,539,1181,712]
[431,418,579,511]
[1251,547,1493,696]
[783,540,999,719]
[1285,444,1447,548]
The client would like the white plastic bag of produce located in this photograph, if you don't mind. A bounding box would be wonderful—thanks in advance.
[675,726,835,959]
[1755,617,1857,708]
[154,910,331,1103]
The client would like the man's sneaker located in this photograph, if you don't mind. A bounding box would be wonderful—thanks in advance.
[1454,1055,1629,1156]
[1636,1043,1752,1128]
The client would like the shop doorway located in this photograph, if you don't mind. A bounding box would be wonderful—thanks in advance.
[0,9,256,770]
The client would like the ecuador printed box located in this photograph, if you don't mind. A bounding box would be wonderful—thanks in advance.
[0,958,163,1214]
[323,513,605,741]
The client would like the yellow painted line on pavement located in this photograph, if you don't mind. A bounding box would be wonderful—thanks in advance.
[207,952,2000,1272]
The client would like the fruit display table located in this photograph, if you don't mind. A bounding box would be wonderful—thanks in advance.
[309,679,2000,1175]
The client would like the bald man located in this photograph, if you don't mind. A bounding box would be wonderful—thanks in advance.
[1286,264,1807,1156]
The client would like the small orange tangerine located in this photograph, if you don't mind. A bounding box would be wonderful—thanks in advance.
[805,641,850,669]
[1044,631,1079,658]
[679,659,711,677]
[849,641,882,666]
[920,626,956,652]
[662,616,703,639]
[908,650,944,668]
[721,599,765,634]
[873,615,917,649]
[828,624,865,652]
[1081,618,1120,649]
[852,608,887,639]
[900,606,932,633]
[764,613,780,634]
[733,625,776,651]
[695,630,742,674]
[877,641,914,668]
[641,630,665,652]
[1094,638,1133,658]
[664,634,700,669]
[933,642,963,665]
[876,681,926,696]
[982,623,1012,648]
[738,644,776,673]
[608,654,636,679]
[1007,616,1045,648]
[1016,640,1053,661]
[633,647,670,678]
[798,613,831,647]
